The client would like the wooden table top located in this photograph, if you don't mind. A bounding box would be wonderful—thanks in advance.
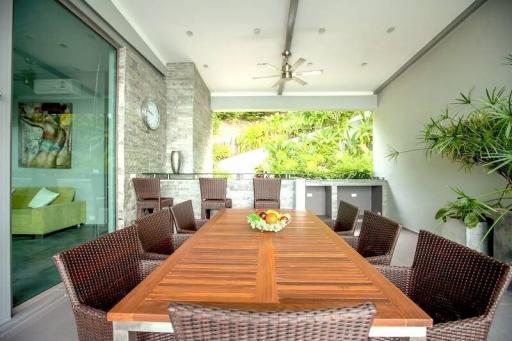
[108,209,432,328]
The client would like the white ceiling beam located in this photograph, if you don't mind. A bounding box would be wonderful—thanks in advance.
[211,95,377,112]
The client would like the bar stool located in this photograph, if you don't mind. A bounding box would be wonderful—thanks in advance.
[199,178,232,219]
[253,178,281,209]
[132,178,173,219]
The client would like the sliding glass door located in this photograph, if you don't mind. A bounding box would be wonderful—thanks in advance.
[11,0,116,306]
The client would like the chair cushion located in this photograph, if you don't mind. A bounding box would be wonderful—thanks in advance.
[28,188,60,208]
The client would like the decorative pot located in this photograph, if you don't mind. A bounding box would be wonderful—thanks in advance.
[466,222,489,254]
[440,219,489,254]
[493,211,512,263]
[170,150,182,174]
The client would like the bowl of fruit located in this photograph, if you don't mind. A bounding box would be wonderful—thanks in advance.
[247,209,291,232]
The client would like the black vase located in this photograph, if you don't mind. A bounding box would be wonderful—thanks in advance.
[171,150,181,174]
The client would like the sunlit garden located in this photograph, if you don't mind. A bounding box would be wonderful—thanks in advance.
[212,111,373,179]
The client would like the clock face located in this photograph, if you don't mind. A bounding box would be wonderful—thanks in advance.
[142,100,160,130]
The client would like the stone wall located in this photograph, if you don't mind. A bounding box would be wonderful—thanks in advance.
[193,69,212,173]
[117,47,167,226]
[166,63,212,174]
[165,63,194,173]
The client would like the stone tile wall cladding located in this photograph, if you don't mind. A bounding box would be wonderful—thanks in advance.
[117,48,168,226]
[118,58,213,227]
[166,62,212,174]
[160,180,296,219]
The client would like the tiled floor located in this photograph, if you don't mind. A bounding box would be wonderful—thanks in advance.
[2,228,511,341]
[11,224,108,305]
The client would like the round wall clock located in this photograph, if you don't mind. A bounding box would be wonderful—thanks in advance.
[141,99,160,130]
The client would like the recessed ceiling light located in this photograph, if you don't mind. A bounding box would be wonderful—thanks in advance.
[253,28,261,35]
[361,62,368,67]
[186,30,194,37]
[318,28,326,34]
[386,26,395,34]
[203,64,209,68]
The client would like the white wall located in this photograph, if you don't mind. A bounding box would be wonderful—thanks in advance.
[374,0,512,233]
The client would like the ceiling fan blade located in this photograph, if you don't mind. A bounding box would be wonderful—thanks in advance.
[272,79,283,88]
[277,81,285,95]
[290,57,306,72]
[295,69,323,76]
[258,63,281,72]
[292,77,307,86]
[252,74,281,80]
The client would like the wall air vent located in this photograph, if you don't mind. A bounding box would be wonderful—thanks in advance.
[33,79,82,96]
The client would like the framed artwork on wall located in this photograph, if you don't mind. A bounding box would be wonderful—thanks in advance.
[18,102,73,169]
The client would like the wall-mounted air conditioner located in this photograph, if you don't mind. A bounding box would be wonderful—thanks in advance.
[33,79,82,96]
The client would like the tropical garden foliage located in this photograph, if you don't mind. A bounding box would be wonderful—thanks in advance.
[212,110,374,179]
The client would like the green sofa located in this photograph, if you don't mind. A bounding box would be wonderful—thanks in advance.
[12,187,86,236]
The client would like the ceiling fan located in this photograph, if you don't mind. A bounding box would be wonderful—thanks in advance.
[252,0,323,95]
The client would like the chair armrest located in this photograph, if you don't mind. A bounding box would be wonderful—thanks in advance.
[196,219,208,229]
[176,228,195,234]
[140,259,163,278]
[366,255,392,266]
[141,252,167,261]
[342,235,359,249]
[428,316,490,340]
[321,218,334,229]
[173,233,192,250]
[374,265,412,295]
[71,303,112,340]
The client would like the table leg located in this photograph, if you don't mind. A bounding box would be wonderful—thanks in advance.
[113,329,135,341]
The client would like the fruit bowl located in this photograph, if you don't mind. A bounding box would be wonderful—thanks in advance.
[247,209,291,232]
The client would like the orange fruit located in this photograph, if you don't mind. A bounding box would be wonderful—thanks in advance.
[265,212,279,225]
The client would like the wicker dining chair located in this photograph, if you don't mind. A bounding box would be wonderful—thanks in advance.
[53,225,174,341]
[133,178,173,219]
[169,302,376,341]
[343,210,401,265]
[323,200,359,236]
[199,178,232,219]
[253,177,282,209]
[374,230,512,341]
[135,208,192,260]
[170,200,208,234]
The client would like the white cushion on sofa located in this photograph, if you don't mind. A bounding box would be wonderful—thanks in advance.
[28,188,60,208]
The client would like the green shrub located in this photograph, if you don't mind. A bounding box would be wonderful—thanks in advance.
[213,144,232,161]
[213,111,374,178]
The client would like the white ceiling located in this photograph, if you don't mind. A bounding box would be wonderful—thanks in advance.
[111,0,474,95]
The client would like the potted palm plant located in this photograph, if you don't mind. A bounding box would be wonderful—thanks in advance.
[434,188,495,253]
[388,54,512,259]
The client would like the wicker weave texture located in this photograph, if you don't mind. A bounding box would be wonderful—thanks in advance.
[169,302,376,341]
[333,200,359,233]
[199,178,232,218]
[171,200,199,232]
[376,230,512,341]
[133,178,173,218]
[356,211,401,265]
[133,178,161,200]
[199,178,227,200]
[410,231,511,327]
[135,209,174,255]
[53,226,174,341]
[253,178,281,208]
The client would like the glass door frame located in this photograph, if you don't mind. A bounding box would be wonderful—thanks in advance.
[2,0,122,322]
[0,0,13,325]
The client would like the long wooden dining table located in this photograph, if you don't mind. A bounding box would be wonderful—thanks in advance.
[108,208,432,340]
